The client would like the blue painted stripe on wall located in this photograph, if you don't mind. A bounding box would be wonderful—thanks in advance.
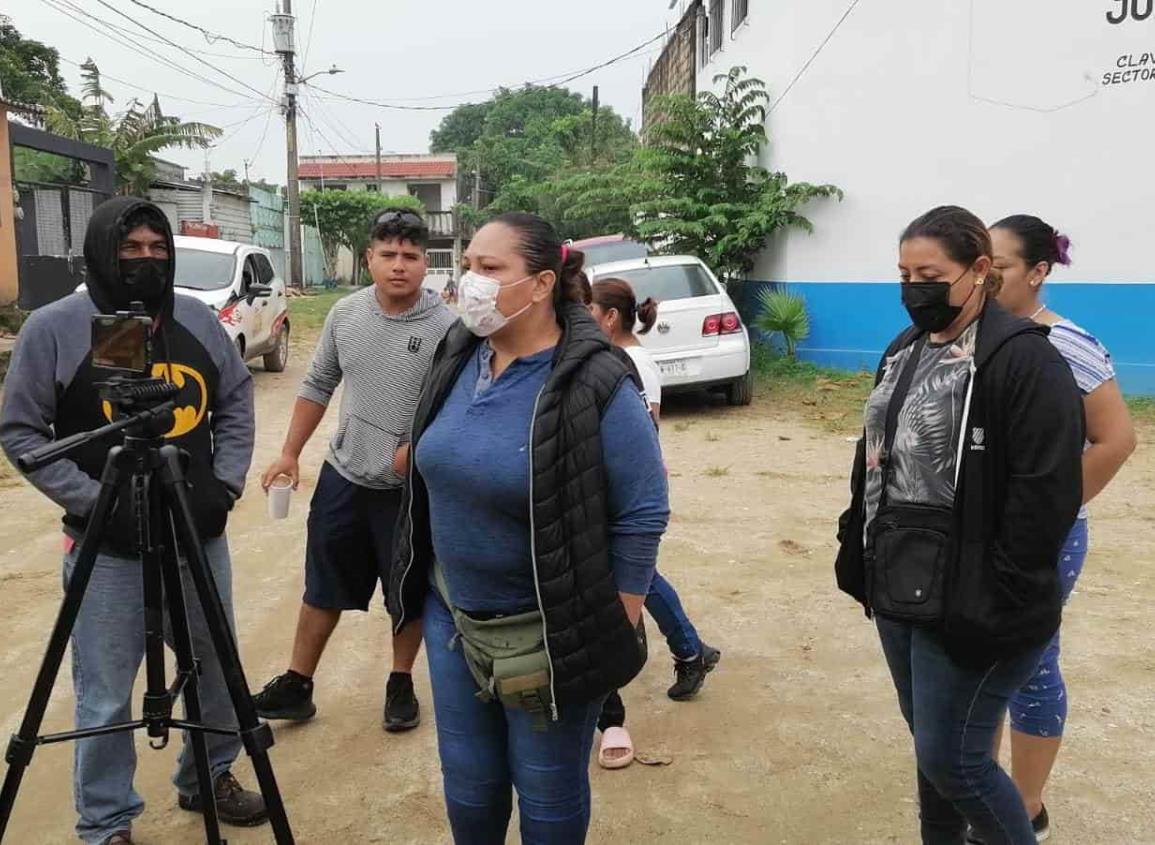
[735,281,1155,396]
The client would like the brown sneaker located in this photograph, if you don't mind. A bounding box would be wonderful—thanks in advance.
[178,770,268,827]
[102,833,132,845]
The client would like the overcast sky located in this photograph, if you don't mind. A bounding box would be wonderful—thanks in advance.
[6,0,692,183]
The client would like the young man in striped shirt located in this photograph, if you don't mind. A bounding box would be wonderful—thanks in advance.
[253,209,456,731]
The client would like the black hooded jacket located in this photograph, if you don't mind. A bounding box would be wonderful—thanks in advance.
[835,301,1085,668]
[0,198,255,554]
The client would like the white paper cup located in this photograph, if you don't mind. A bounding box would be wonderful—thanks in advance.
[267,477,293,520]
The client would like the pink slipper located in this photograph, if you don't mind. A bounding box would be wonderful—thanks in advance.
[598,726,635,770]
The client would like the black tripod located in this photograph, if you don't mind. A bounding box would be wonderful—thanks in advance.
[0,382,294,844]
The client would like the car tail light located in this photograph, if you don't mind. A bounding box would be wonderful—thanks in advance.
[702,312,742,336]
[720,312,743,335]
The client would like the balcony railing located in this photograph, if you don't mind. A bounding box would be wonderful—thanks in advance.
[425,210,474,240]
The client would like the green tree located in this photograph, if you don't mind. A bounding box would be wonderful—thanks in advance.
[0,15,82,120]
[300,189,423,284]
[43,60,221,196]
[208,169,244,192]
[560,67,841,283]
[429,101,493,153]
[429,85,638,236]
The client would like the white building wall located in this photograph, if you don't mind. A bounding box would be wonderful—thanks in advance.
[696,0,1155,284]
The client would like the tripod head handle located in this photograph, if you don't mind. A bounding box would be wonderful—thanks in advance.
[17,398,179,474]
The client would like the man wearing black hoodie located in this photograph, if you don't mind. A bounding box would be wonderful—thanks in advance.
[0,198,266,845]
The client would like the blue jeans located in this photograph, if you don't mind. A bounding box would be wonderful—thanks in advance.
[1010,517,1088,738]
[646,572,701,661]
[64,537,241,844]
[877,617,1047,845]
[424,590,603,845]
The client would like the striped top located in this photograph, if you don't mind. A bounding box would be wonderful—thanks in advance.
[300,287,456,490]
[1048,320,1116,396]
[1048,318,1116,521]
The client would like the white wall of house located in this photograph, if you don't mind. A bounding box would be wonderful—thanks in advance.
[695,0,1155,285]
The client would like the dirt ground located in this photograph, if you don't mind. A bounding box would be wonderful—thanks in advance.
[1,319,1153,844]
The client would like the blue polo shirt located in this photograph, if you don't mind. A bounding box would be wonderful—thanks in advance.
[415,342,669,614]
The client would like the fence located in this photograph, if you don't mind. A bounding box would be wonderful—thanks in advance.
[8,124,115,310]
[14,182,109,309]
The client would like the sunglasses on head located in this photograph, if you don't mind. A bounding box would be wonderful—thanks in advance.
[374,210,425,227]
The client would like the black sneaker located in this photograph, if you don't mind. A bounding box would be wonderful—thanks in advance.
[667,644,722,701]
[178,771,268,827]
[384,672,421,732]
[252,671,316,722]
[966,806,1051,844]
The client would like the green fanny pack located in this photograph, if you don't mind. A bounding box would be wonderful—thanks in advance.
[433,562,555,728]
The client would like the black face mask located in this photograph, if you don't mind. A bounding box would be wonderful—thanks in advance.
[901,270,977,333]
[117,258,170,312]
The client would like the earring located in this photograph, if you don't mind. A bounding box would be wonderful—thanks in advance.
[975,277,986,286]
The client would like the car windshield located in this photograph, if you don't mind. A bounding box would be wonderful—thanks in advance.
[599,263,717,301]
[174,248,236,291]
[580,240,648,266]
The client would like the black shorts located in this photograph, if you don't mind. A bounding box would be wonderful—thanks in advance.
[304,462,401,611]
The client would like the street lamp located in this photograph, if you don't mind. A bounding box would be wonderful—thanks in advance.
[299,65,344,85]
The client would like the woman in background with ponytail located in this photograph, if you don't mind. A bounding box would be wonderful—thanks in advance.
[586,278,723,770]
[982,216,1137,843]
[390,213,669,844]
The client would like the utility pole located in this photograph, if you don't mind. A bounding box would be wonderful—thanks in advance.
[243,159,251,186]
[375,123,383,193]
[591,85,600,163]
[473,168,481,211]
[271,3,302,288]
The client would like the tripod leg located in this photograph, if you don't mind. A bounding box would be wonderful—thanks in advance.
[0,451,126,841]
[151,484,224,845]
[158,446,295,845]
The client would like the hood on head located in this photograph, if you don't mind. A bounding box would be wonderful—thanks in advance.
[83,196,176,318]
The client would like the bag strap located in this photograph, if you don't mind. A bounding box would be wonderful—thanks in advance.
[879,337,926,508]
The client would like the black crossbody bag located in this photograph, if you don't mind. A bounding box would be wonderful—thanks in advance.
[864,338,956,623]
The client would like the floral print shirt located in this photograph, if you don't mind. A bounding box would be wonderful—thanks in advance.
[863,322,978,532]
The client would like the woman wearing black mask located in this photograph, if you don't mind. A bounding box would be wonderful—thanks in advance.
[835,206,1085,845]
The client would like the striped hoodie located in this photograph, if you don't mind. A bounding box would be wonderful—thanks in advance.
[300,286,456,490]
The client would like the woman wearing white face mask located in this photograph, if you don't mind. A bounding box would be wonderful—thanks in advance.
[389,213,669,844]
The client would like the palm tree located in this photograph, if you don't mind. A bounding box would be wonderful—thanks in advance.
[44,59,222,196]
[755,287,810,358]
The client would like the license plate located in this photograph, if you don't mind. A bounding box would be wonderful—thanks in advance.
[658,359,689,377]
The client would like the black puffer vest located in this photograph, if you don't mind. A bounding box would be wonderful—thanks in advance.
[389,302,648,714]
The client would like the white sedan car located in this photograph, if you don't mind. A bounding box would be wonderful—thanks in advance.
[587,255,752,405]
[171,236,290,372]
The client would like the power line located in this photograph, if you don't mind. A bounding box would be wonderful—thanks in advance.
[308,28,672,112]
[122,0,273,55]
[214,104,276,145]
[248,104,277,165]
[769,0,863,114]
[56,55,257,109]
[90,0,279,104]
[297,105,359,170]
[40,0,271,104]
[302,85,363,151]
[301,0,319,73]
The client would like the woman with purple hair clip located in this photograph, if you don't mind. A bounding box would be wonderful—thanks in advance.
[980,216,1138,843]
